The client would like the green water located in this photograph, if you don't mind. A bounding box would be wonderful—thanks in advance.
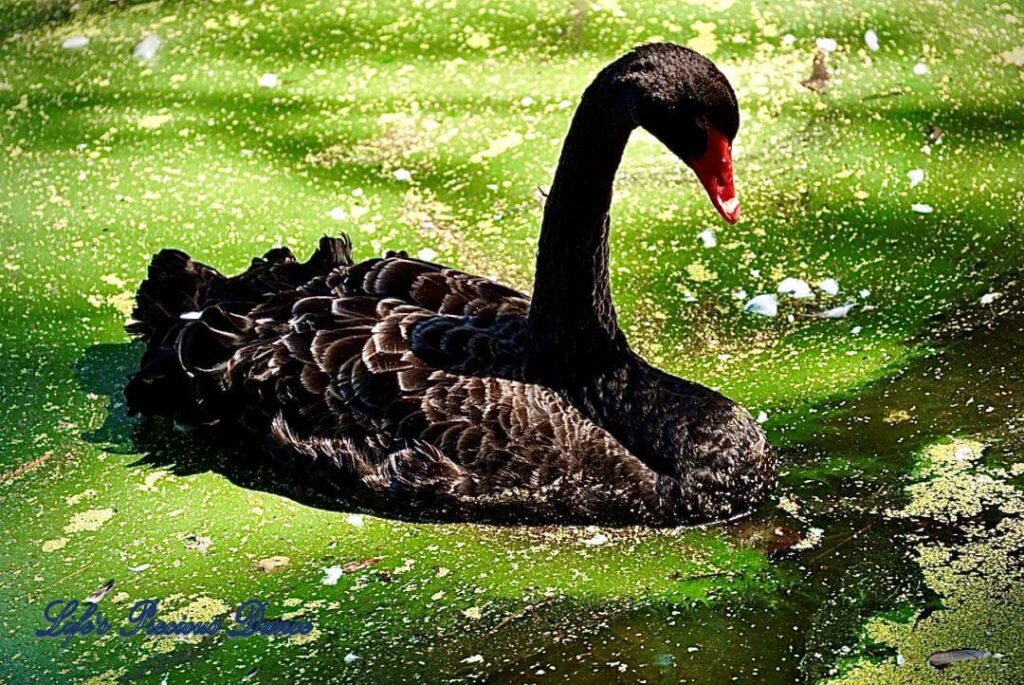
[1,0,1023,682]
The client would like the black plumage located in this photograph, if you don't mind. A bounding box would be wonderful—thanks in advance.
[125,43,775,525]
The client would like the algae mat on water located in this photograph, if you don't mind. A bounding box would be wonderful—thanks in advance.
[1,0,1024,682]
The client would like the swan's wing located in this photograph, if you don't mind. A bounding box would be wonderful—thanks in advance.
[251,293,531,443]
[267,355,673,523]
[130,237,680,521]
[229,277,587,473]
[194,239,529,435]
[268,314,661,521]
[335,253,533,379]
[127,238,682,522]
[234,291,573,508]
[341,253,531,317]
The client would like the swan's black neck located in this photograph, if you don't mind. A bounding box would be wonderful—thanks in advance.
[518,47,771,512]
[526,84,634,382]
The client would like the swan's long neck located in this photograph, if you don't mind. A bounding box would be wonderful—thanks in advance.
[527,89,634,381]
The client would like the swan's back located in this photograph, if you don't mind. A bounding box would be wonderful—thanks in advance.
[126,236,700,524]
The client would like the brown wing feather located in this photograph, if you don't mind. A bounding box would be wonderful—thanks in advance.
[344,255,530,317]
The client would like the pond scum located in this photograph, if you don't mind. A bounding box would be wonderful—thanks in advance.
[1,0,1024,682]
[831,438,1024,683]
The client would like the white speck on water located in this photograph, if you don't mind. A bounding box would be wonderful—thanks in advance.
[794,527,825,550]
[818,278,840,296]
[907,168,925,187]
[778,496,801,516]
[461,654,485,665]
[980,292,1001,305]
[327,207,347,221]
[777,277,813,299]
[346,513,364,527]
[954,446,974,461]
[393,168,412,182]
[697,229,717,248]
[133,34,161,61]
[745,294,778,317]
[258,73,278,88]
[63,36,89,50]
[417,247,438,261]
[815,37,838,53]
[864,29,880,51]
[913,62,929,75]
[322,566,344,585]
[816,303,857,319]
[911,203,933,213]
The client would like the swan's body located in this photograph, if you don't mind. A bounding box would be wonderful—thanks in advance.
[126,44,775,525]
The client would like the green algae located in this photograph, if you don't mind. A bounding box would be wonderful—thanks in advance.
[829,438,1024,684]
[2,0,1024,682]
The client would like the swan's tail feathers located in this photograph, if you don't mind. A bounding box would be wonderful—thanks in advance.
[124,235,356,422]
[310,234,355,271]
[126,249,225,344]
[126,235,352,345]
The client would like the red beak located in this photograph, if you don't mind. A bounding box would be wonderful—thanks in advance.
[687,128,740,224]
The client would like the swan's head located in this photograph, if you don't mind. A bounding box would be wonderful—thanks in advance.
[614,43,741,223]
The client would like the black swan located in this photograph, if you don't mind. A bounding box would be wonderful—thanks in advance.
[125,43,774,525]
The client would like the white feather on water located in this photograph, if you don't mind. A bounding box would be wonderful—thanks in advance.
[815,303,857,319]
[133,34,162,61]
[777,277,813,299]
[745,294,778,317]
[63,36,89,50]
[818,278,840,296]
[864,30,880,51]
[697,229,717,248]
